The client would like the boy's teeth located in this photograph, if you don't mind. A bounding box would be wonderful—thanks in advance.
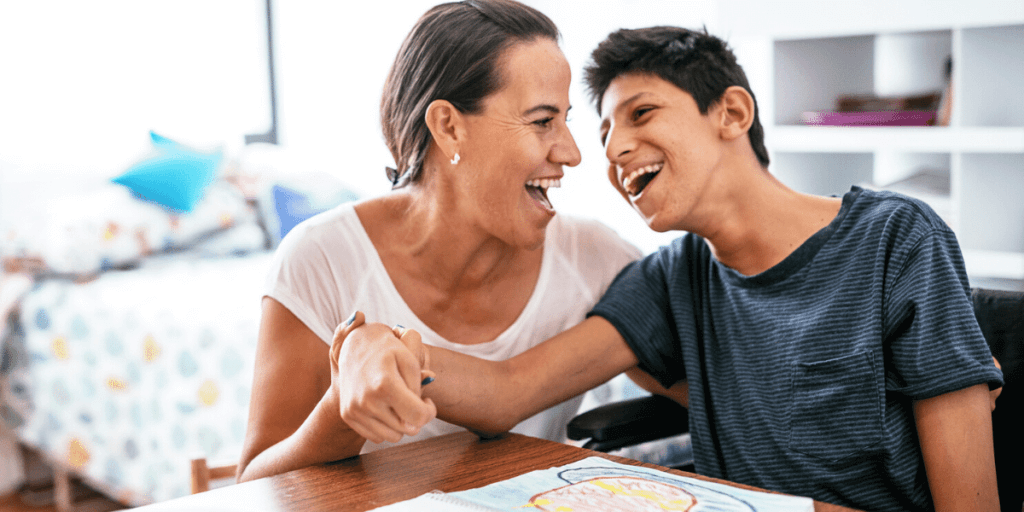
[622,162,663,193]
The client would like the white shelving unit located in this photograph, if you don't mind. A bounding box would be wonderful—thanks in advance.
[766,21,1024,280]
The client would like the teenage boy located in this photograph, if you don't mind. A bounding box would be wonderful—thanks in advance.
[335,27,1003,512]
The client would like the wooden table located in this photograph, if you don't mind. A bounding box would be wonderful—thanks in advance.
[136,432,859,511]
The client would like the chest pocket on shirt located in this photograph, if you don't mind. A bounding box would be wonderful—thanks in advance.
[788,351,883,463]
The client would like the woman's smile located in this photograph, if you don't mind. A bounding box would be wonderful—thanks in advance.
[524,177,561,212]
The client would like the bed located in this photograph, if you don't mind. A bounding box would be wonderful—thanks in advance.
[2,252,271,505]
[0,136,359,506]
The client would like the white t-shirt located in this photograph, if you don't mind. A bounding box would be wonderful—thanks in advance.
[264,202,641,452]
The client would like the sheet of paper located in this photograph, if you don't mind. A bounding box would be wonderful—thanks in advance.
[369,490,506,511]
[370,456,814,512]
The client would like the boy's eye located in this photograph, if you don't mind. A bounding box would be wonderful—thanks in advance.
[632,107,653,121]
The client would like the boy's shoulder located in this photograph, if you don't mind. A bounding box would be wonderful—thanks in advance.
[849,187,949,230]
[636,232,707,273]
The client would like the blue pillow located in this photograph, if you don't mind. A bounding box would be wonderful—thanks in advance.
[271,184,359,241]
[111,132,222,212]
[272,185,320,240]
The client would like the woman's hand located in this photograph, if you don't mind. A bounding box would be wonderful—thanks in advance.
[330,312,437,444]
[990,357,1002,411]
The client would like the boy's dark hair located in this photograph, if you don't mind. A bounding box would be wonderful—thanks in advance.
[585,26,769,168]
[381,0,560,189]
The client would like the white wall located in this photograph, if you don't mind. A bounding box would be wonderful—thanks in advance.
[0,0,270,179]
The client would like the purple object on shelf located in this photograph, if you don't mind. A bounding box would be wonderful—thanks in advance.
[801,110,936,126]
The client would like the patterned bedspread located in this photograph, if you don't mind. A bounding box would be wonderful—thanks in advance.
[1,252,271,505]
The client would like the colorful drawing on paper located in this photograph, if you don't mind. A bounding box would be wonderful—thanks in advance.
[518,466,756,512]
[368,457,813,512]
[521,476,698,511]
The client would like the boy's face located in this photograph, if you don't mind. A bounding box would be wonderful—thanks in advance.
[599,73,726,233]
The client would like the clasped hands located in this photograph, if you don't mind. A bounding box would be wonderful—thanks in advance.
[325,311,1004,447]
[329,311,438,445]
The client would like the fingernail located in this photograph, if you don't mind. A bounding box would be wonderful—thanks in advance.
[421,376,435,386]
[344,312,357,326]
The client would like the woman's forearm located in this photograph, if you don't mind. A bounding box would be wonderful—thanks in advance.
[237,388,365,483]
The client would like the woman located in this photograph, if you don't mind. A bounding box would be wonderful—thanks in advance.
[235,0,640,482]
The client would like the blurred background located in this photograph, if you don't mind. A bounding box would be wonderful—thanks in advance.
[1,0,1022,263]
[0,1,1022,509]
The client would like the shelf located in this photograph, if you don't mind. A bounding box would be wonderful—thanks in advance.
[769,126,1024,153]
[773,30,952,126]
[769,18,1024,280]
[771,152,873,197]
[960,24,1024,126]
[958,153,1024,255]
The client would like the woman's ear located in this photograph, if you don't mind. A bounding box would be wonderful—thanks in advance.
[425,99,464,162]
[717,86,755,141]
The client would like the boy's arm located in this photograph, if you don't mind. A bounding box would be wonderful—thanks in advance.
[914,383,1000,512]
[428,316,641,433]
[989,357,1002,411]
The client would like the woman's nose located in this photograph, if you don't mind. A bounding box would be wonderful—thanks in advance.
[552,123,582,168]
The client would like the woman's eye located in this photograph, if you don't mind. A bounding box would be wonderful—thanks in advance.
[533,117,554,127]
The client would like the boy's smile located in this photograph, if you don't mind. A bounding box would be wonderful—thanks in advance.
[622,161,664,197]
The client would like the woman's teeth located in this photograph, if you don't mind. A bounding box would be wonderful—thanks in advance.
[525,178,561,189]
[622,162,663,196]
[525,178,560,210]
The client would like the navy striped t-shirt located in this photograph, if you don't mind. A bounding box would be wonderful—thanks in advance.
[589,186,1003,512]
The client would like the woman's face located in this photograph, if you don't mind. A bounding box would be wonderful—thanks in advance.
[456,38,581,250]
[599,73,725,233]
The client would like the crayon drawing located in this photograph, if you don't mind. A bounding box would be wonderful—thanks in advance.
[521,476,698,511]
[369,457,812,512]
[518,466,757,512]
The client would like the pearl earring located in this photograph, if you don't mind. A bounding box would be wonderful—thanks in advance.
[451,153,460,165]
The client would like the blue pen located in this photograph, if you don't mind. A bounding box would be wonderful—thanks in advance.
[394,324,435,387]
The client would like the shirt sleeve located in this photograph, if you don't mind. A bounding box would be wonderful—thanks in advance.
[883,228,1004,400]
[588,246,687,389]
[263,221,346,344]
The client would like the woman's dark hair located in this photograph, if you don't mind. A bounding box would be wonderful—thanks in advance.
[585,26,769,168]
[381,0,560,188]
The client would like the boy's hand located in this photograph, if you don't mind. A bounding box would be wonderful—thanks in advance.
[329,312,436,444]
